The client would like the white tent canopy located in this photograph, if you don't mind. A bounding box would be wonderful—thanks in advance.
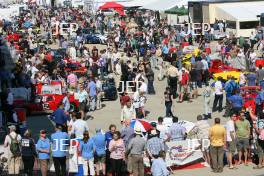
[215,1,264,22]
[140,0,188,11]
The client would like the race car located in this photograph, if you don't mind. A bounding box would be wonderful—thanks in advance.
[101,77,118,100]
[209,59,239,76]
[255,60,264,68]
[82,30,108,44]
[33,82,79,113]
[213,71,241,82]
[240,86,261,114]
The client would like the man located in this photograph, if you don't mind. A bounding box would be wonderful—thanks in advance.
[256,65,264,87]
[151,151,170,176]
[203,83,212,119]
[93,127,106,176]
[62,92,71,113]
[209,118,226,173]
[228,89,244,114]
[146,130,165,160]
[51,125,70,176]
[70,112,89,139]
[226,114,237,169]
[88,78,97,111]
[120,101,136,123]
[212,77,224,112]
[95,77,103,109]
[121,120,135,148]
[50,103,70,132]
[166,63,178,98]
[195,115,210,167]
[255,88,264,114]
[145,64,155,94]
[156,117,169,141]
[4,125,22,175]
[201,55,209,85]
[77,85,88,119]
[167,116,186,141]
[224,76,239,116]
[235,113,251,165]
[105,124,116,174]
[178,68,190,102]
[126,128,146,176]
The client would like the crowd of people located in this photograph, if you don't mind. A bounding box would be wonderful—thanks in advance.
[1,1,264,176]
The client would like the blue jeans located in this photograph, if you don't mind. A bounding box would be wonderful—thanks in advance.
[148,80,155,94]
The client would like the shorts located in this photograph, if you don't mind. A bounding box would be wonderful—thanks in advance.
[227,141,236,154]
[94,154,106,164]
[200,138,210,152]
[79,101,86,111]
[256,139,264,158]
[237,138,249,151]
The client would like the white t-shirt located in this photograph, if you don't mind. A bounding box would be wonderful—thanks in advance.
[71,119,89,139]
[214,81,223,95]
[157,124,169,140]
[139,82,147,93]
[226,120,236,142]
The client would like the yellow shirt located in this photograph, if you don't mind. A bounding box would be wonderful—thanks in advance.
[209,124,226,147]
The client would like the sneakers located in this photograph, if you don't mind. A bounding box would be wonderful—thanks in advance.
[202,162,210,167]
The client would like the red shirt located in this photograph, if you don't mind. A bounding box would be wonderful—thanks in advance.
[181,72,189,85]
[120,95,131,106]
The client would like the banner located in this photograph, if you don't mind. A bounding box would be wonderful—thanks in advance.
[41,84,62,94]
[144,140,203,167]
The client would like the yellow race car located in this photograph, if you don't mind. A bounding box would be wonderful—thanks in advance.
[213,71,241,82]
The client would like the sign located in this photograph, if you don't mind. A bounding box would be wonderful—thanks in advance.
[41,85,62,94]
[144,140,203,167]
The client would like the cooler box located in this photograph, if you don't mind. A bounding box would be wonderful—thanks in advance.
[14,108,26,122]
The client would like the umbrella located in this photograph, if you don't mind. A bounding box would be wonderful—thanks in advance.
[130,119,152,132]
[99,2,124,10]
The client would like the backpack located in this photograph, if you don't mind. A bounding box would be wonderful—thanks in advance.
[9,134,21,157]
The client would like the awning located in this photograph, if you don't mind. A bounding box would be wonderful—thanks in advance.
[140,0,188,11]
[215,1,264,22]
[99,1,124,10]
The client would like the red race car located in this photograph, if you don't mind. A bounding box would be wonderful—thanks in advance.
[6,33,21,42]
[209,59,239,76]
[35,82,79,113]
[240,86,261,114]
[255,60,264,68]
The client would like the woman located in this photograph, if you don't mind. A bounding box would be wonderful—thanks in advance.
[36,130,50,176]
[108,131,126,176]
[164,87,174,117]
[21,130,37,176]
[79,131,95,176]
[249,110,264,169]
